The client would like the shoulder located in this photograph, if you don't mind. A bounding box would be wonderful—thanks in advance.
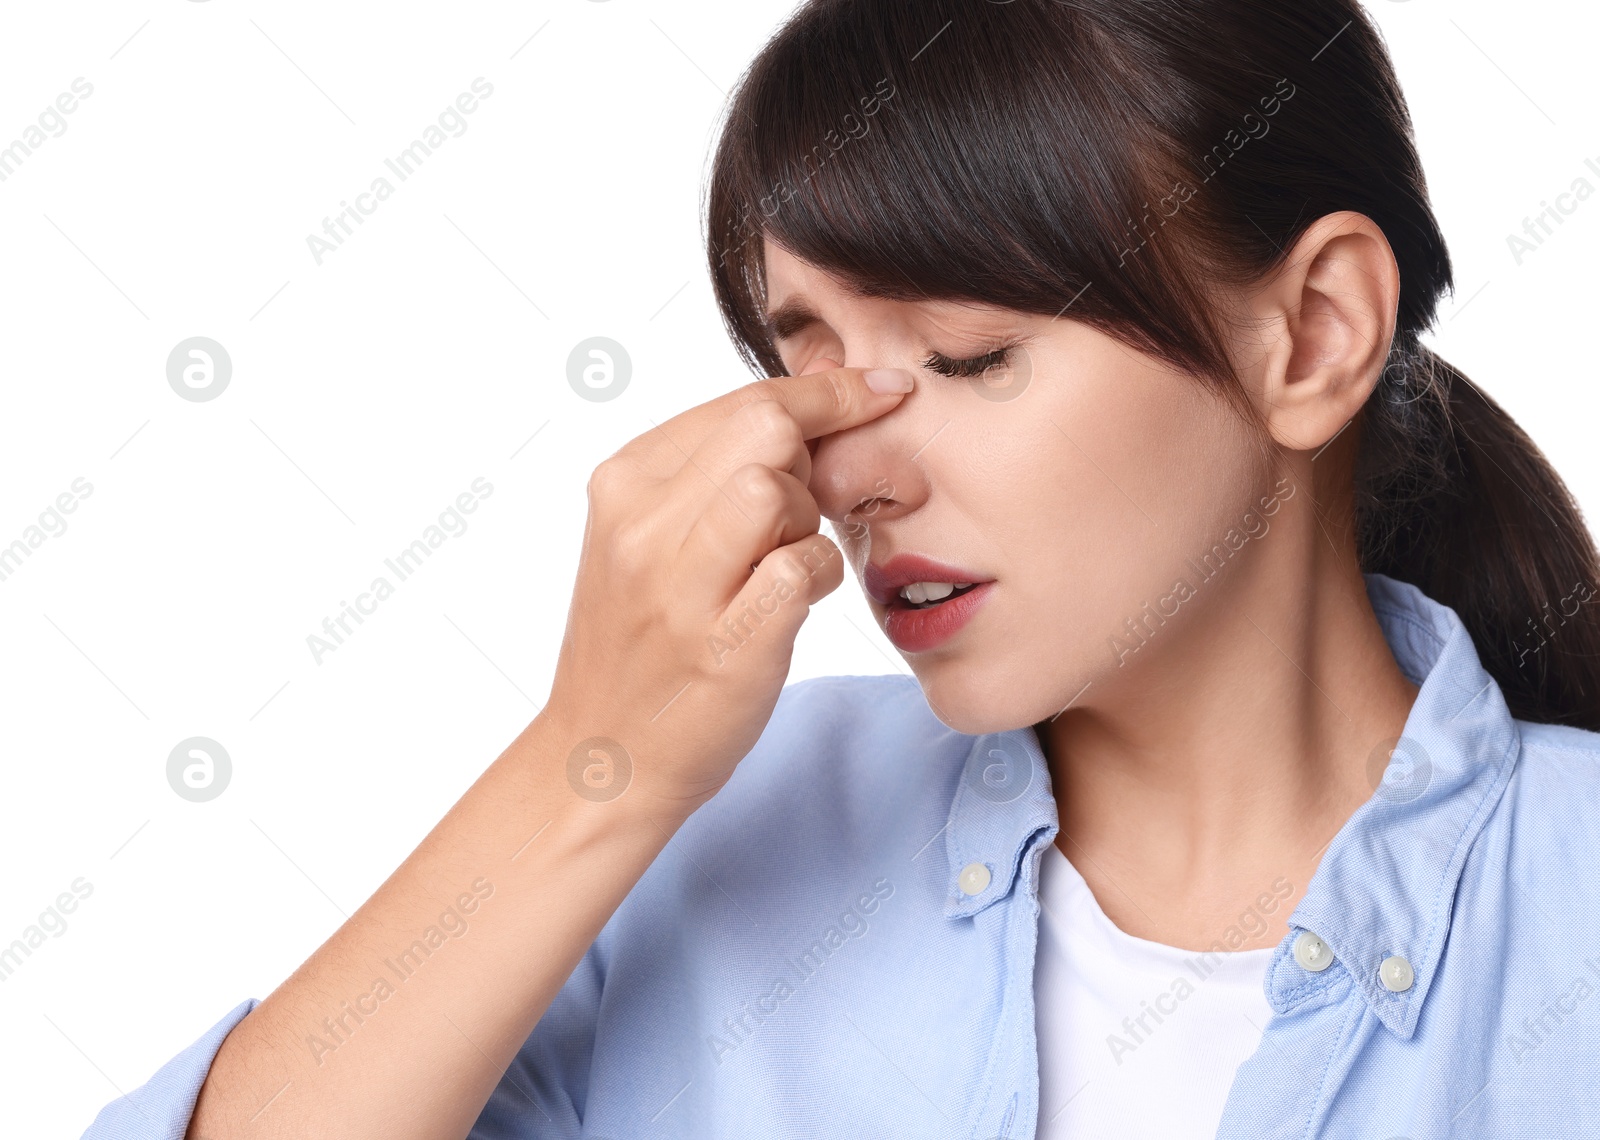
[763,669,928,723]
[754,670,942,757]
[1504,717,1600,814]
[1469,716,1600,919]
[694,671,963,831]
[607,672,967,926]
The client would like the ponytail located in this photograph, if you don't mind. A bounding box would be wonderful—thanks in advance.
[1356,335,1600,729]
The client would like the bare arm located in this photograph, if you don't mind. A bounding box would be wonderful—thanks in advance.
[187,709,691,1140]
[184,366,915,1140]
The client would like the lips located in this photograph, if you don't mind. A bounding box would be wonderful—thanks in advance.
[863,553,997,653]
[863,553,995,608]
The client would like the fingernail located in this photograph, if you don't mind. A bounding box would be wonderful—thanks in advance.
[864,368,914,394]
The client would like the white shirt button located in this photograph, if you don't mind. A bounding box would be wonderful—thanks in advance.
[1293,930,1334,972]
[958,862,992,896]
[1379,954,1415,992]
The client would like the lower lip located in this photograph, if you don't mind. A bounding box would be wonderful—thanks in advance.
[882,582,996,653]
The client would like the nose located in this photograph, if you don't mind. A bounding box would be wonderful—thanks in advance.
[799,356,930,534]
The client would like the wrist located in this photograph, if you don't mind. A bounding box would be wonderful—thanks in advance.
[510,709,708,831]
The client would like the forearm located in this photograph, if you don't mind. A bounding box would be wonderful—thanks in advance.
[187,712,686,1140]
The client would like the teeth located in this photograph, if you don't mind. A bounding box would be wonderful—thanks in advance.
[898,581,974,604]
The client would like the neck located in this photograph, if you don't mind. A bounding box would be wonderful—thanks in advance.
[1036,465,1419,953]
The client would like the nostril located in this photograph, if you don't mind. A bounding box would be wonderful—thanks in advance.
[847,496,892,529]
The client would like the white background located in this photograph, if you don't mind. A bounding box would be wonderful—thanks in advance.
[0,1,1595,1135]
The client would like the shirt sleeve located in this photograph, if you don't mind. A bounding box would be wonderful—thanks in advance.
[78,998,259,1140]
[74,937,606,1140]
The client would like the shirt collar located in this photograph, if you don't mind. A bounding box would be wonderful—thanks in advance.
[940,571,1521,1040]
[1266,571,1521,1038]
[941,724,1058,920]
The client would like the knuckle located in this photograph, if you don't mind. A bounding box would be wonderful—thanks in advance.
[773,410,805,453]
[729,463,785,511]
[586,456,630,504]
[604,528,656,582]
[742,378,786,407]
[742,396,793,440]
[818,369,853,420]
[794,537,843,588]
[606,517,659,578]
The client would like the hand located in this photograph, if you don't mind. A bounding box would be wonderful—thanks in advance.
[540,365,915,815]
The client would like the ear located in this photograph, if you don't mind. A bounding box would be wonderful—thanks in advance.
[1241,211,1400,452]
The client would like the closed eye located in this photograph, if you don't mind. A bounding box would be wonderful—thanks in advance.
[921,345,1015,379]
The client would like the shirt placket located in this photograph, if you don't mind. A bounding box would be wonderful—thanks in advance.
[944,728,1059,1140]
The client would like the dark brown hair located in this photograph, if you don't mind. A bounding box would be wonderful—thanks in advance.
[704,0,1600,729]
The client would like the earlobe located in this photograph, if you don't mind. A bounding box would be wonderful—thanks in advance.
[1254,212,1400,453]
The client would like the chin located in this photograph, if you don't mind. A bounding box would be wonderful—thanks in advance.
[912,670,1043,737]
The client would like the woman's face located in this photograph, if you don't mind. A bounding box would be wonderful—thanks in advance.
[764,237,1280,735]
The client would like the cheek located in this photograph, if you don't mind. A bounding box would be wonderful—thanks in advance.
[951,355,1261,655]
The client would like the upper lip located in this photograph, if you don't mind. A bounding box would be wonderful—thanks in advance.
[863,554,994,607]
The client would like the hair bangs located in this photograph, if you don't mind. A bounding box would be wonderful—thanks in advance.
[707,0,1201,383]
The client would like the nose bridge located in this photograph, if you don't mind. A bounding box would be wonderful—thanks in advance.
[798,308,938,527]
[809,377,932,526]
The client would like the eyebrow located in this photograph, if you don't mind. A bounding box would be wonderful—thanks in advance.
[762,296,823,341]
[763,280,907,341]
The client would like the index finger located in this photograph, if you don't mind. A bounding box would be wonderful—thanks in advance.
[623,366,915,480]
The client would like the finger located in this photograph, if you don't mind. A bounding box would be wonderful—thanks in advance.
[799,357,843,463]
[706,532,845,671]
[657,396,812,524]
[621,366,914,481]
[704,528,844,672]
[677,465,822,609]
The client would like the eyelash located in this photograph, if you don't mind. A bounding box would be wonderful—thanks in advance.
[920,344,1016,378]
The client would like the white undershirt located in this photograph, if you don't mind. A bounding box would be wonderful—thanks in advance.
[1034,841,1277,1138]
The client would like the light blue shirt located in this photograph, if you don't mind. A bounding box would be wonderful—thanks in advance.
[81,573,1600,1138]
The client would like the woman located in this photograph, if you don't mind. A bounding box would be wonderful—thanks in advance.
[84,1,1600,1138]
